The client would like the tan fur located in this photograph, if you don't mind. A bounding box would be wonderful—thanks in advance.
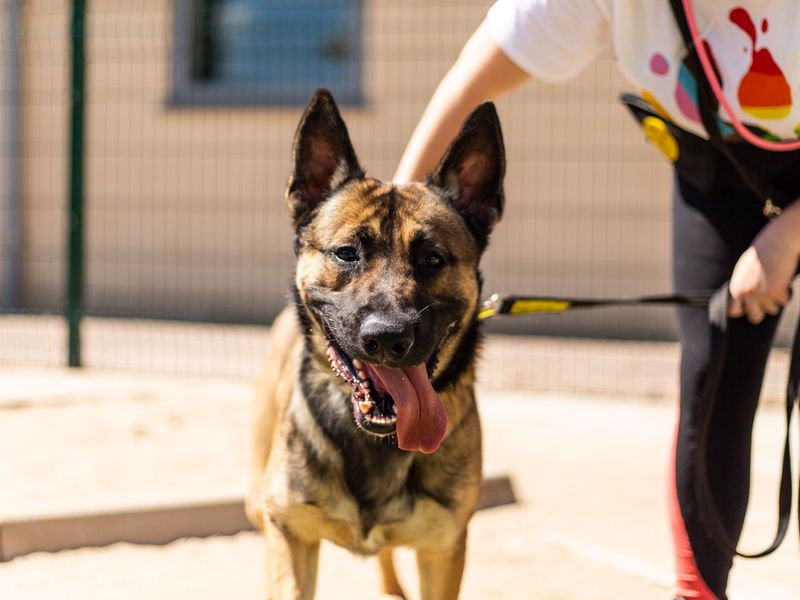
[246,308,303,531]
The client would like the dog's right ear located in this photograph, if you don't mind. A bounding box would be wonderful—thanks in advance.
[286,89,363,227]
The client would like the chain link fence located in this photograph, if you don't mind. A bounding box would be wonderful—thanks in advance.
[1,1,796,395]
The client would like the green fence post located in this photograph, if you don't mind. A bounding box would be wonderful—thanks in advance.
[67,0,86,367]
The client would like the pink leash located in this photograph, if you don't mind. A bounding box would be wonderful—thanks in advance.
[682,0,800,151]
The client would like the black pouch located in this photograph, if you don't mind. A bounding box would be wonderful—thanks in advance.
[620,92,717,192]
[621,93,800,210]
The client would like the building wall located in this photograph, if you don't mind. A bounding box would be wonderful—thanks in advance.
[22,0,69,312]
[16,0,799,341]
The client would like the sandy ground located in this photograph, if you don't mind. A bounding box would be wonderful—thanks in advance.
[0,369,252,520]
[1,365,798,599]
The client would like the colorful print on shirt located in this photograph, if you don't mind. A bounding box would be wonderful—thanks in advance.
[487,0,800,142]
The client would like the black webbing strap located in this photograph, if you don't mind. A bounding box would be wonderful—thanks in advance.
[476,290,714,321]
[668,0,799,559]
[667,0,785,216]
[479,280,799,558]
[695,285,798,558]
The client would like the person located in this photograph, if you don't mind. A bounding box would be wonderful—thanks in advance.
[393,2,800,599]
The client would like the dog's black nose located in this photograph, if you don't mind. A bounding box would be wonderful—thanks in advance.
[359,314,415,361]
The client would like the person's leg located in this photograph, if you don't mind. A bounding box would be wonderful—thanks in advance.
[670,174,781,599]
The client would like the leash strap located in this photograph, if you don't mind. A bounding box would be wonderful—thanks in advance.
[693,285,798,558]
[480,282,799,558]
[668,0,799,558]
[667,0,785,217]
[477,290,713,321]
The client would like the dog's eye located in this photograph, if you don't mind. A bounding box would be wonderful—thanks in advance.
[422,252,446,269]
[333,246,359,263]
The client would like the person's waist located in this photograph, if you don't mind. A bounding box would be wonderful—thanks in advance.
[621,94,800,206]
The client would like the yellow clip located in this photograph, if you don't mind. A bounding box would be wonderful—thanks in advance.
[763,198,782,220]
[642,116,679,162]
[477,293,500,321]
[509,299,571,315]
[477,306,497,321]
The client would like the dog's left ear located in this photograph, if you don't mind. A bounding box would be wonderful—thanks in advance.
[287,88,363,227]
[430,102,505,245]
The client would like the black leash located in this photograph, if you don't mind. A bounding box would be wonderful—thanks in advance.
[477,289,713,321]
[480,280,799,559]
[666,0,799,559]
[695,286,798,558]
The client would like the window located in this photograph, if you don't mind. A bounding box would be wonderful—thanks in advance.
[172,0,363,106]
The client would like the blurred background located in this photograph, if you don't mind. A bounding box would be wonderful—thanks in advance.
[0,0,797,381]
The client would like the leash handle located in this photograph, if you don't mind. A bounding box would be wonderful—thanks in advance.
[693,284,797,559]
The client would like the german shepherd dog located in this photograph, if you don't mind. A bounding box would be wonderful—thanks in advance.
[246,89,504,600]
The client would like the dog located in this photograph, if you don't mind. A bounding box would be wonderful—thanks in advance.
[245,88,505,600]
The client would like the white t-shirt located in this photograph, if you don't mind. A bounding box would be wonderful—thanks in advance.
[487,0,800,141]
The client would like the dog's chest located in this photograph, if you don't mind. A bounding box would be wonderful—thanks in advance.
[269,446,460,555]
[279,480,460,555]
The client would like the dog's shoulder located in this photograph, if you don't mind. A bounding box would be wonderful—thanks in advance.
[254,307,304,437]
[246,307,304,529]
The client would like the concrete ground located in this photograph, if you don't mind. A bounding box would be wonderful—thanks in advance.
[0,364,798,599]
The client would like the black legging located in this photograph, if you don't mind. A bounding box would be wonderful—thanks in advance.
[670,171,791,599]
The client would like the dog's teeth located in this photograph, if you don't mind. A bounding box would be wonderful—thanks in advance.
[361,379,370,389]
[359,400,373,415]
[390,402,397,415]
[366,413,396,425]
[357,370,366,381]
[353,359,363,369]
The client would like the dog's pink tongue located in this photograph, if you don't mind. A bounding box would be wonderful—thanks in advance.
[368,364,448,454]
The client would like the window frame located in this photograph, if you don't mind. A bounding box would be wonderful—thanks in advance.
[169,0,364,108]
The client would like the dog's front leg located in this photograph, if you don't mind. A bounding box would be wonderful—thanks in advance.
[264,518,320,600]
[416,533,467,600]
[378,548,407,598]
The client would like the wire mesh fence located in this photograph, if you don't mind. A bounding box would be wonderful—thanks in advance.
[1,1,797,396]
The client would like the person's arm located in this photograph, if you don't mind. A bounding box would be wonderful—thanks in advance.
[728,200,800,323]
[393,20,531,183]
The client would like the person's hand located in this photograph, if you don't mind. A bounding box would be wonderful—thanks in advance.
[728,202,800,323]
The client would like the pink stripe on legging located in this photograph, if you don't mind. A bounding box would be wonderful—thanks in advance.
[668,405,719,599]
